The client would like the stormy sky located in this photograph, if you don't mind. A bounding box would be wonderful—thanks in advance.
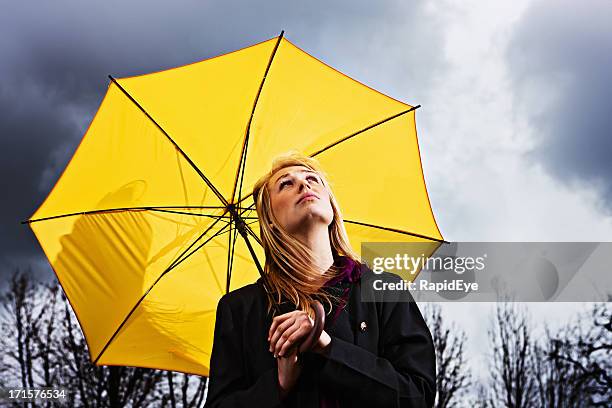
[1,0,611,384]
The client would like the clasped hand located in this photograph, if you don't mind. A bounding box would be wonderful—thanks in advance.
[268,310,331,399]
[268,309,331,357]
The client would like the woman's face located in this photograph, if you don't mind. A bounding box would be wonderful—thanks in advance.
[267,165,334,235]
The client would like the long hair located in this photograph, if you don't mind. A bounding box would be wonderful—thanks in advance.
[252,151,359,318]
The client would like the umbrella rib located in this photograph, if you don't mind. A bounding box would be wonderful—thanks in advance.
[240,203,256,213]
[93,210,230,365]
[23,206,227,224]
[148,205,226,209]
[231,31,285,204]
[175,216,256,243]
[234,204,262,245]
[151,208,228,221]
[151,208,258,220]
[344,219,449,244]
[244,222,263,247]
[109,75,229,207]
[238,203,257,224]
[309,105,420,158]
[225,212,233,294]
[164,209,231,272]
[226,221,239,293]
[211,218,258,240]
[231,106,420,207]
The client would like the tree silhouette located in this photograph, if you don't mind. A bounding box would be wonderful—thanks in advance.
[483,301,611,408]
[423,304,472,408]
[539,302,611,407]
[486,302,537,408]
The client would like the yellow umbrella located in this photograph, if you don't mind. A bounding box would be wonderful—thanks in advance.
[25,32,444,376]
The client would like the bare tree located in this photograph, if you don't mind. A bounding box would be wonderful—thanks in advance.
[0,269,57,393]
[473,382,494,408]
[484,301,612,407]
[423,304,472,408]
[486,302,537,408]
[540,302,611,407]
[163,372,207,408]
[531,325,590,408]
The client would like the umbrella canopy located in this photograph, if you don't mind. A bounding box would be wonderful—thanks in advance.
[26,33,444,376]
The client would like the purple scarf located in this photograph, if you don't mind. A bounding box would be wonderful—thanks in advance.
[319,256,361,408]
[322,256,361,325]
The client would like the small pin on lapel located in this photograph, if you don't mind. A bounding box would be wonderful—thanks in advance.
[360,321,367,332]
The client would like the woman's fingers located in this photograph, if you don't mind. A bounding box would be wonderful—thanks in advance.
[275,315,311,355]
[269,315,297,351]
[270,313,313,356]
[268,310,300,340]
[274,319,302,356]
[278,324,312,357]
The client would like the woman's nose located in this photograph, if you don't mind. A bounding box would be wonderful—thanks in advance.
[297,178,311,192]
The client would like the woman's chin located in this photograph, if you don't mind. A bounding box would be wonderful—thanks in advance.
[289,213,332,231]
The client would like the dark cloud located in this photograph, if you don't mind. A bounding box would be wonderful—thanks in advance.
[0,0,444,287]
[0,82,78,284]
[507,0,612,211]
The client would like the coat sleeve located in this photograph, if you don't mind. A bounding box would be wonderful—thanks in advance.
[204,295,284,408]
[316,279,436,408]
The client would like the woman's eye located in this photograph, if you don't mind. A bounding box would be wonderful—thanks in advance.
[307,175,319,183]
[279,180,291,190]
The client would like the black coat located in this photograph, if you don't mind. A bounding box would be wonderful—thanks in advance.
[204,263,436,408]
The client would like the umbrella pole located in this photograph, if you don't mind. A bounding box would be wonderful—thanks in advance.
[230,208,281,315]
[228,205,266,284]
[236,219,264,277]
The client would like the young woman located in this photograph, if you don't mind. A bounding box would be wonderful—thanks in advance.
[205,153,435,408]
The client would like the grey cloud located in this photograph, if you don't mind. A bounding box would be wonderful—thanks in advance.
[507,0,612,211]
[0,82,78,284]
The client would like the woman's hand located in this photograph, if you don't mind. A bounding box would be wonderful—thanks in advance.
[269,310,329,357]
[269,310,332,399]
[276,347,301,400]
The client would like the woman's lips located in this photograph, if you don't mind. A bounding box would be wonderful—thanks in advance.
[297,193,319,205]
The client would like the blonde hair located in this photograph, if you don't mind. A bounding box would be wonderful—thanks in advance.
[252,151,359,318]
